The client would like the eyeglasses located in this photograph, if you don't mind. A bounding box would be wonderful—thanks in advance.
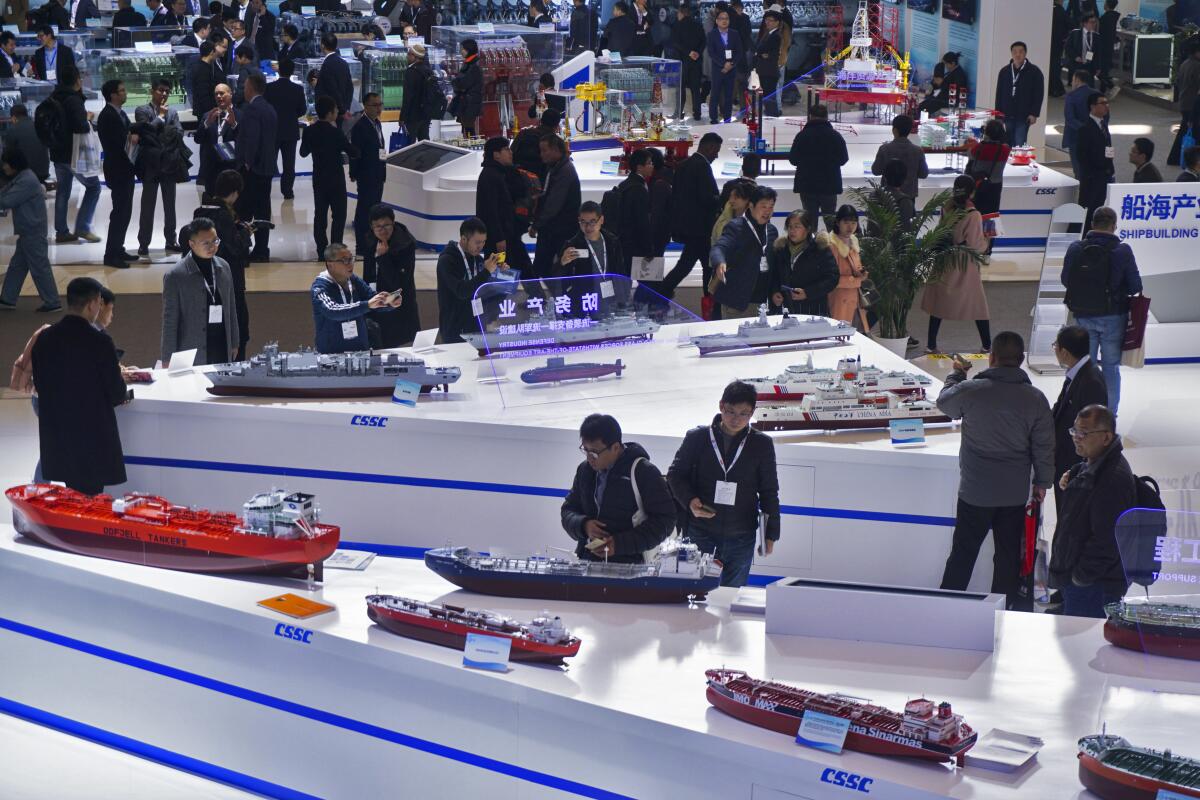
[328,256,354,265]
[371,221,394,231]
[364,101,383,108]
[580,442,615,459]
[193,237,220,248]
[578,218,601,227]
[1069,427,1111,439]
[721,408,754,420]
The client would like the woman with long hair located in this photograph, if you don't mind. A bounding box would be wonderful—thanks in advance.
[768,209,838,316]
[827,204,869,329]
[921,174,991,353]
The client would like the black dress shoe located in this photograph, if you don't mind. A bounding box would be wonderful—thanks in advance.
[103,257,132,269]
[114,251,139,261]
[35,303,63,313]
[164,242,183,253]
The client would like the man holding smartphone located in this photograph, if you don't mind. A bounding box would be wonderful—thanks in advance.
[668,380,781,587]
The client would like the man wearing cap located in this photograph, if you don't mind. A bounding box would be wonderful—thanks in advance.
[400,42,435,142]
[670,1,705,121]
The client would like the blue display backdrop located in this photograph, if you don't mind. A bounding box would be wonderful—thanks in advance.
[908,10,941,88]
[946,19,980,108]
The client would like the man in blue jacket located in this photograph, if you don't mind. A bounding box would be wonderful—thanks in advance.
[1062,69,1093,177]
[709,185,778,317]
[310,243,400,353]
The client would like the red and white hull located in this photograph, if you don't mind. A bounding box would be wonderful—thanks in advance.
[1078,753,1200,800]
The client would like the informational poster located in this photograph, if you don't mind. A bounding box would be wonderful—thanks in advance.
[1108,181,1200,272]
[1138,0,1173,24]
[946,20,980,107]
[909,10,941,87]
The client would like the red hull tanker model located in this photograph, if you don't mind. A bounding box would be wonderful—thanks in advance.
[6,484,339,579]
[705,669,977,764]
[1078,732,1200,799]
[366,595,581,664]
[1103,600,1200,661]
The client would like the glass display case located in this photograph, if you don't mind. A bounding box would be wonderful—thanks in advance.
[112,25,189,49]
[432,24,565,79]
[295,56,363,116]
[593,57,681,130]
[98,48,197,111]
[12,31,99,87]
[0,77,59,128]
[357,42,408,112]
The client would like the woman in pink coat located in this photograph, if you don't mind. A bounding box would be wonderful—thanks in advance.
[826,204,869,330]
[921,175,991,353]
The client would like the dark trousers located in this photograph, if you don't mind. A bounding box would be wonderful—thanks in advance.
[688,530,756,587]
[410,119,431,142]
[710,69,735,123]
[799,193,837,231]
[237,170,272,257]
[532,228,568,280]
[760,71,780,117]
[927,316,991,351]
[104,173,135,259]
[940,498,1031,610]
[680,59,703,119]
[1048,47,1065,95]
[138,171,177,248]
[277,139,298,197]
[1168,110,1190,166]
[314,184,348,254]
[662,235,712,296]
[1061,582,1123,618]
[354,176,384,258]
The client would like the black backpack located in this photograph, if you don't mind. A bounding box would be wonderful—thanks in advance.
[423,69,447,120]
[600,185,623,235]
[157,125,193,183]
[1065,237,1118,317]
[34,95,67,152]
[1119,475,1167,589]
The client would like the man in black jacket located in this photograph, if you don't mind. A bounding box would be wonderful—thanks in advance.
[531,134,581,280]
[313,32,353,119]
[512,109,561,180]
[365,205,420,347]
[151,0,188,26]
[994,42,1045,147]
[710,185,778,317]
[1049,404,1136,618]
[1076,91,1114,232]
[400,43,434,141]
[559,200,623,278]
[601,2,636,56]
[394,0,434,41]
[1051,325,1109,511]
[350,92,387,258]
[31,26,75,83]
[1050,0,1070,96]
[662,132,721,298]
[277,24,306,63]
[31,278,129,496]
[190,39,226,118]
[48,67,102,246]
[562,414,676,563]
[180,17,210,49]
[611,148,655,282]
[264,58,306,199]
[245,0,276,60]
[669,380,781,586]
[788,104,848,231]
[671,1,705,120]
[97,80,138,268]
[300,95,358,256]
[567,0,598,54]
[475,136,531,272]
[234,72,277,261]
[436,217,500,343]
[1065,13,1101,83]
[111,0,148,32]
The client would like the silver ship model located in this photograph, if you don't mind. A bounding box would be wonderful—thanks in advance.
[690,305,854,355]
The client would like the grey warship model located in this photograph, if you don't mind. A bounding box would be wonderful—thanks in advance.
[690,305,854,355]
[462,313,660,356]
[205,343,461,398]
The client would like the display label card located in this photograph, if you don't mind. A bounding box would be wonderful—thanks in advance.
[463,632,510,671]
[406,35,424,45]
[301,5,315,13]
[474,358,507,383]
[795,710,851,754]
[471,297,485,317]
[411,329,437,351]
[539,22,555,31]
[1158,791,1193,800]
[257,593,335,619]
[600,159,619,175]
[600,280,614,298]
[607,51,622,63]
[167,348,197,372]
[323,549,376,570]
[1,25,17,33]
[134,40,155,52]
[385,34,404,44]
[392,378,421,407]
[721,161,741,176]
[152,41,172,52]
[890,418,926,448]
[476,22,495,33]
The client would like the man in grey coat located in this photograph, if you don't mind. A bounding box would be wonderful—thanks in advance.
[0,149,58,312]
[2,105,49,182]
[160,218,239,365]
[936,331,1054,611]
[870,114,929,200]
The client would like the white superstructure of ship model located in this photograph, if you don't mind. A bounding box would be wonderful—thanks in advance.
[743,355,932,401]
[752,373,950,431]
[690,306,853,356]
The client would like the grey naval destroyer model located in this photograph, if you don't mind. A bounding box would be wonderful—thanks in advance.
[690,305,854,355]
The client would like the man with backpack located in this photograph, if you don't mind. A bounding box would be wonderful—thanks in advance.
[1061,205,1142,415]
[134,78,186,257]
[41,66,102,246]
[400,42,440,142]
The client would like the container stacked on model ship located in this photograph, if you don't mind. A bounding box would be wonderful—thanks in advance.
[1103,601,1200,661]
[705,669,977,764]
[688,305,854,356]
[366,595,582,664]
[1077,733,1200,799]
[751,370,949,431]
[520,357,624,384]
[5,484,340,578]
[742,354,932,401]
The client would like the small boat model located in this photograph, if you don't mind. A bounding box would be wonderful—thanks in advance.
[520,357,624,384]
[689,305,853,356]
[1078,732,1200,799]
[742,355,931,401]
[1103,600,1200,661]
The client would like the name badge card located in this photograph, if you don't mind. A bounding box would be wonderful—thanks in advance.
[796,710,851,754]
[392,378,420,407]
[759,255,769,272]
[600,280,615,298]
[47,68,57,81]
[341,320,359,339]
[407,35,424,45]
[1105,146,1115,159]
[724,49,732,60]
[208,304,223,323]
[463,632,511,671]
[889,418,925,448]
[714,480,737,506]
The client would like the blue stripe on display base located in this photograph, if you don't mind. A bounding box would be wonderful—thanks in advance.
[0,618,634,800]
[1145,356,1200,364]
[0,696,319,800]
[780,504,956,527]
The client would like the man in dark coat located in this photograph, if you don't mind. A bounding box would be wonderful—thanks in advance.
[710,185,778,317]
[350,91,387,259]
[994,42,1045,146]
[394,0,434,41]
[234,72,277,260]
[561,413,676,564]
[263,58,306,199]
[400,43,435,142]
[364,205,421,347]
[567,0,598,54]
[1050,325,1109,511]
[787,103,848,230]
[1064,13,1101,83]
[31,278,129,495]
[245,0,276,60]
[1075,91,1114,232]
[671,1,706,120]
[111,0,148,31]
[97,79,138,268]
[531,134,581,281]
[1050,0,1070,96]
[31,26,75,82]
[662,132,722,297]
[512,109,561,180]
[436,217,500,344]
[601,2,636,56]
[190,39,226,119]
[313,32,353,118]
[475,137,532,273]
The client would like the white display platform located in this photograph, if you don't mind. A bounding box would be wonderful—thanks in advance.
[113,321,977,591]
[3,531,1198,800]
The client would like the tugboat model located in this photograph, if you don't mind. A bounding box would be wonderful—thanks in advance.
[463,313,659,357]
[6,484,340,579]
[424,539,722,603]
[206,343,461,398]
[1078,732,1200,799]
[1103,600,1200,661]
[743,355,932,401]
[752,372,950,432]
[705,668,977,764]
[366,595,582,664]
[689,305,853,356]
[521,357,624,384]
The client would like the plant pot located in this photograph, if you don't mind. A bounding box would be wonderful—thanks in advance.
[876,336,909,357]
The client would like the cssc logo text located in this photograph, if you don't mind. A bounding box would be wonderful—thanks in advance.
[350,415,389,428]
[820,768,873,793]
[274,623,314,643]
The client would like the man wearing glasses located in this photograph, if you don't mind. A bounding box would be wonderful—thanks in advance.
[160,218,240,366]
[668,380,781,587]
[1075,91,1114,232]
[558,201,624,314]
[1048,404,1136,618]
[350,92,388,259]
[310,243,401,353]
[561,414,675,563]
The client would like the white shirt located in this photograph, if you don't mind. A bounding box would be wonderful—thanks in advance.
[1065,354,1090,382]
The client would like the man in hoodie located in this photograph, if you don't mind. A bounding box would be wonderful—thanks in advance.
[310,243,400,353]
[937,331,1055,611]
[1049,403,1136,617]
[561,413,676,563]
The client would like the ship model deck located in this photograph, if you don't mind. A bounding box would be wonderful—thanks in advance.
[366,595,581,664]
[206,343,461,398]
[6,484,339,578]
[424,540,722,603]
[751,371,950,431]
[463,313,659,357]
[743,355,932,401]
[1078,733,1200,799]
[705,669,976,764]
[689,306,853,356]
[520,357,624,384]
[1103,601,1200,661]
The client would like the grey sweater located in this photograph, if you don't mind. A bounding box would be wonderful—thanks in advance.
[937,366,1055,507]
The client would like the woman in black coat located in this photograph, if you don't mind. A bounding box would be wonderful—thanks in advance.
[200,169,253,360]
[768,210,839,316]
[450,38,483,135]
[367,214,421,347]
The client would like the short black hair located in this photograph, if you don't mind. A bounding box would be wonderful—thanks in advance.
[1132,136,1155,160]
[58,65,79,88]
[100,286,116,305]
[277,58,295,78]
[721,380,757,408]
[315,94,336,118]
[881,157,907,188]
[189,216,217,238]
[213,168,243,199]
[321,32,338,52]
[749,185,777,205]
[37,25,55,38]
[941,51,960,65]
[369,204,395,223]
[891,114,913,136]
[193,16,210,32]
[539,133,566,154]
[0,32,13,46]
[208,0,222,13]
[991,331,1025,367]
[460,37,478,57]
[235,43,254,60]
[579,200,602,216]
[629,148,653,170]
[698,132,722,148]
[834,204,858,224]
[1072,68,1094,85]
[1,147,28,172]
[66,277,105,310]
[1055,325,1090,358]
[9,103,26,119]
[1092,206,1117,230]
[1185,145,1200,170]
[199,41,216,58]
[283,23,300,39]
[983,118,1006,141]
[363,91,381,106]
[579,413,621,446]
[153,78,172,92]
[101,80,123,102]
[538,72,555,89]
[483,136,509,161]
[613,1,630,13]
[540,108,562,128]
[246,72,267,94]
[809,103,829,120]
[460,216,487,238]
[1087,91,1107,110]
[1011,41,1027,51]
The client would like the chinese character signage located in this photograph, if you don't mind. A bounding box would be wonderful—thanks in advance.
[1108,182,1200,275]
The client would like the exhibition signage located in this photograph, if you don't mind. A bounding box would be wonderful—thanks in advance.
[889,418,926,447]
[1109,182,1200,268]
[392,379,421,407]
[795,710,851,754]
[463,632,511,671]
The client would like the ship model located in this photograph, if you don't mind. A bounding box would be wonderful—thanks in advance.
[462,313,659,357]
[742,355,932,401]
[206,343,461,398]
[689,305,853,356]
[6,484,339,579]
[521,357,624,384]
[366,595,581,664]
[1103,600,1200,661]
[1078,732,1200,799]
[752,373,950,432]
[424,539,722,603]
[705,669,977,765]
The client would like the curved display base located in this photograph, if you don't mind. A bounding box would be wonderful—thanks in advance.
[426,570,710,604]
[753,415,952,432]
[206,385,441,398]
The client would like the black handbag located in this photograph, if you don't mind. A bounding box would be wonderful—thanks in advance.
[858,278,880,308]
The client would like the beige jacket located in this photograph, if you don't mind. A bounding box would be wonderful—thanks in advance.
[9,324,50,394]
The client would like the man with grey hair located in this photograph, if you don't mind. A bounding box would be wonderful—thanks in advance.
[310,243,400,353]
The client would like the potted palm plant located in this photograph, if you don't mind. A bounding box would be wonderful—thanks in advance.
[849,183,983,356]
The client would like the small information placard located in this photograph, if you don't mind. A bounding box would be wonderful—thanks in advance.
[476,22,495,33]
[471,297,485,317]
[407,35,424,45]
[607,51,622,63]
[539,22,555,31]
[133,40,155,52]
[889,418,926,448]
[463,632,511,671]
[301,5,315,13]
[385,34,404,45]
[392,378,421,407]
[1158,790,1194,800]
[795,710,851,754]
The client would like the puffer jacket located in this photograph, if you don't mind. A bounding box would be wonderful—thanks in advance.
[767,232,839,316]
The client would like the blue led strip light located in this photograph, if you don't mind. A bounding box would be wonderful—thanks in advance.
[0,617,635,800]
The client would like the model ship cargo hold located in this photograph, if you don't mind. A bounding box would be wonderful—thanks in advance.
[1077,733,1200,799]
[424,540,722,603]
[689,306,853,355]
[705,669,977,764]
[521,357,624,384]
[742,355,932,401]
[1103,600,1200,661]
[206,343,461,397]
[6,484,339,578]
[366,595,581,664]
[463,313,659,356]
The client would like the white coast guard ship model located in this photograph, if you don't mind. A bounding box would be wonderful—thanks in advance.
[742,355,932,401]
[752,372,950,431]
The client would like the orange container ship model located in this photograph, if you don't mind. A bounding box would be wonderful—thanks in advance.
[6,484,340,580]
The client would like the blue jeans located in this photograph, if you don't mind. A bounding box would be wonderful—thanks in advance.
[54,162,101,237]
[1061,582,1122,618]
[1077,314,1125,414]
[1007,119,1030,147]
[688,530,756,587]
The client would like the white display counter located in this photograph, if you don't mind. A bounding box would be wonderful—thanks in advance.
[114,320,974,590]
[3,531,1197,799]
